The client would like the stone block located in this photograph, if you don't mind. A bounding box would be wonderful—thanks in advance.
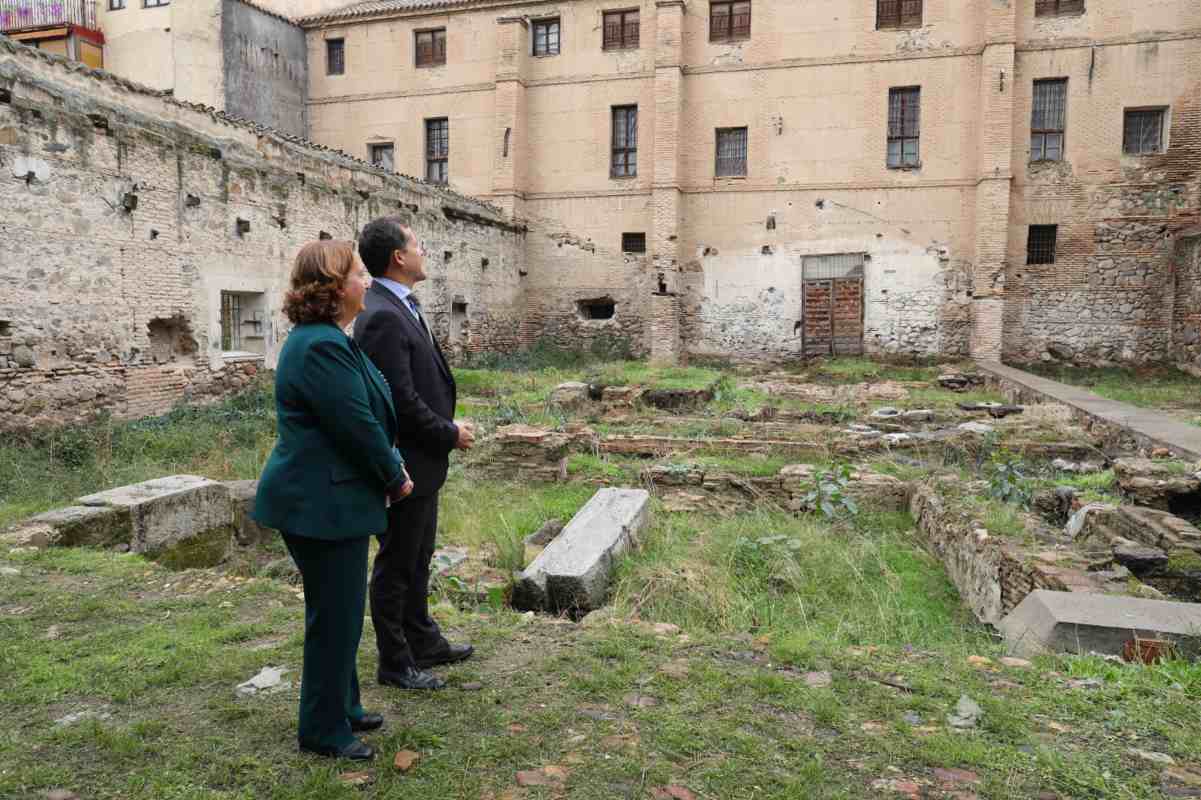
[77,475,234,568]
[640,387,714,410]
[779,464,910,512]
[512,488,650,613]
[548,382,590,410]
[1113,458,1201,510]
[2,503,132,549]
[998,590,1201,658]
[224,479,273,546]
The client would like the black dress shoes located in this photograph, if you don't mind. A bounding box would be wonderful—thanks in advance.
[414,642,474,669]
[377,665,446,690]
[350,712,384,732]
[299,738,375,760]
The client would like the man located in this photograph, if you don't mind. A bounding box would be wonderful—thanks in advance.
[354,216,476,691]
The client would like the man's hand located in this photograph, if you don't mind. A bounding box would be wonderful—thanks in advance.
[388,467,414,504]
[454,420,476,451]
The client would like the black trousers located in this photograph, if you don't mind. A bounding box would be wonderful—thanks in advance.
[371,492,444,676]
[282,533,369,750]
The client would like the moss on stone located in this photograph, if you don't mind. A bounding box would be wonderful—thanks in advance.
[1165,549,1201,575]
[152,525,233,570]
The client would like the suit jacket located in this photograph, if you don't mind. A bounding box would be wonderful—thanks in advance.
[253,321,405,540]
[354,281,458,498]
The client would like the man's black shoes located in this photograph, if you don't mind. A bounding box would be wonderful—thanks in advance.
[350,712,385,732]
[299,739,375,760]
[378,665,446,690]
[414,642,474,670]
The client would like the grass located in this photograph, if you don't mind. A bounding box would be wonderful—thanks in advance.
[1026,363,1201,412]
[804,356,945,385]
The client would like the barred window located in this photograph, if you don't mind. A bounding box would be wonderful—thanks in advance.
[426,119,449,184]
[533,18,560,56]
[1031,79,1067,161]
[1035,0,1084,16]
[369,143,394,172]
[1123,108,1166,155]
[887,86,920,168]
[143,0,169,7]
[1026,225,1057,265]
[326,39,345,76]
[611,106,638,178]
[415,28,446,67]
[109,0,126,9]
[622,233,646,253]
[715,127,748,177]
[603,10,639,50]
[220,292,242,351]
[877,0,922,29]
[710,1,751,42]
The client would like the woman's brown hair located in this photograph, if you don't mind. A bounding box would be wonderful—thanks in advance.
[282,240,356,325]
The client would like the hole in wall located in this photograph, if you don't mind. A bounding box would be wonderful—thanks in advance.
[481,257,489,268]
[0,87,11,104]
[149,229,159,240]
[185,194,201,208]
[236,218,251,237]
[0,320,11,336]
[318,230,332,240]
[577,298,616,321]
[444,251,453,261]
[147,314,199,363]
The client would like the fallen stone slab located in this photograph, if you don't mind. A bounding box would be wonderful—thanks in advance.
[640,387,714,410]
[77,475,234,569]
[548,381,591,410]
[999,589,1201,658]
[958,402,1024,418]
[2,504,132,549]
[224,479,273,546]
[958,421,995,435]
[512,488,650,613]
[937,373,984,392]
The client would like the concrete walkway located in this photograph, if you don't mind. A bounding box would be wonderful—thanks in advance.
[978,361,1201,461]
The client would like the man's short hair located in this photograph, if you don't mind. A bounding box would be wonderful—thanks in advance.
[358,216,408,278]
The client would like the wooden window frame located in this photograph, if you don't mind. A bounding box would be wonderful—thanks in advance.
[1026,225,1058,265]
[532,17,561,56]
[108,0,126,10]
[326,38,345,76]
[887,86,921,169]
[715,127,748,177]
[602,9,639,51]
[1035,0,1084,17]
[1030,78,1067,162]
[876,0,923,30]
[610,105,638,178]
[710,1,751,43]
[415,28,447,68]
[622,232,647,253]
[1122,107,1167,156]
[143,0,169,7]
[426,118,449,184]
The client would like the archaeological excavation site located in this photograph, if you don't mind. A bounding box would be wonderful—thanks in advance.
[3,0,1201,797]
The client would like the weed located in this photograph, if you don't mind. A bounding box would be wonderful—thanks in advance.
[987,453,1033,508]
[798,464,860,518]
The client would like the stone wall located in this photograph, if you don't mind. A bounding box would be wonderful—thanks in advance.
[1173,233,1201,369]
[221,0,308,137]
[0,37,525,429]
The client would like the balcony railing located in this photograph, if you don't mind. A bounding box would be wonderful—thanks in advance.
[0,0,97,33]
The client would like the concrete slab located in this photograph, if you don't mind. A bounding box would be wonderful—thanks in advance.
[512,488,650,613]
[999,589,1201,658]
[2,504,132,549]
[224,479,273,546]
[78,475,234,568]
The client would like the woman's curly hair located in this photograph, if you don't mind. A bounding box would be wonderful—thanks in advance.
[283,240,356,325]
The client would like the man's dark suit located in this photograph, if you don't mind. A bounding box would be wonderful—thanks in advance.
[353,281,458,677]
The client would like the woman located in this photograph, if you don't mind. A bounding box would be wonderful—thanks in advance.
[254,240,413,761]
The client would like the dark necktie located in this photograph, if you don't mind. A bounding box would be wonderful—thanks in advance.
[407,295,434,345]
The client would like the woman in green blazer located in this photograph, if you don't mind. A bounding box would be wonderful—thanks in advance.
[254,240,413,761]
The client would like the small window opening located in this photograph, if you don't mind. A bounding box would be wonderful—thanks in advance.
[622,232,646,253]
[450,301,468,344]
[220,292,267,355]
[577,298,616,320]
[235,218,251,237]
[0,321,12,336]
[1026,224,1058,265]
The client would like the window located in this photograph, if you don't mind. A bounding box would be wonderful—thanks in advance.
[326,39,345,75]
[715,127,748,177]
[1026,225,1058,265]
[578,298,616,320]
[1123,108,1166,155]
[1035,0,1084,16]
[887,86,921,168]
[369,143,394,172]
[603,9,639,50]
[710,1,751,42]
[622,233,646,253]
[611,105,637,178]
[143,0,169,6]
[1031,79,1067,161]
[221,292,242,351]
[876,0,922,29]
[415,28,446,67]
[220,292,267,355]
[426,118,449,184]
[533,18,560,56]
[109,0,126,9]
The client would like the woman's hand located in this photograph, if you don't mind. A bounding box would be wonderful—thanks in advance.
[388,467,414,504]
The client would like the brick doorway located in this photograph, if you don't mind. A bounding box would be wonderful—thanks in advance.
[801,253,865,357]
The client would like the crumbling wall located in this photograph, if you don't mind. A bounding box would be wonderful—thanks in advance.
[221,0,307,138]
[0,38,523,429]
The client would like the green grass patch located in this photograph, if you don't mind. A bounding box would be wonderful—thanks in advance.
[1026,363,1201,411]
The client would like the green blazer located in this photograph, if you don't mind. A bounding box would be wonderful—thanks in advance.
[254,322,405,540]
